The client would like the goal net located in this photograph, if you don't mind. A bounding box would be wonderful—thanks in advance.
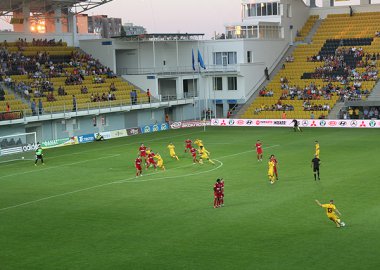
[0,132,37,164]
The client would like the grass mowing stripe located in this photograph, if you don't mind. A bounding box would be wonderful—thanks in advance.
[0,145,279,212]
[0,154,121,181]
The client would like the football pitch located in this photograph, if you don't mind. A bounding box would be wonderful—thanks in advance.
[1,126,380,270]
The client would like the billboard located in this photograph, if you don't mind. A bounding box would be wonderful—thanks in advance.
[211,119,380,129]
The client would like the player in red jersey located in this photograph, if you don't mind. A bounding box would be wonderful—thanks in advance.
[213,179,222,208]
[135,155,143,177]
[147,151,157,170]
[255,140,263,161]
[139,143,147,164]
[219,178,225,207]
[184,139,192,153]
[190,147,198,164]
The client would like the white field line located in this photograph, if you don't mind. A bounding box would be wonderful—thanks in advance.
[0,145,279,212]
[42,130,202,160]
[0,154,121,181]
[0,160,223,212]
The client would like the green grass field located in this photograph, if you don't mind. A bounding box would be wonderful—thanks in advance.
[1,127,380,270]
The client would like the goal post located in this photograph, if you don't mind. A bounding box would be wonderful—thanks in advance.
[0,132,38,163]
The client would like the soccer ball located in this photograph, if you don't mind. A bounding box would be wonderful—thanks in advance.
[21,156,25,160]
[340,222,346,227]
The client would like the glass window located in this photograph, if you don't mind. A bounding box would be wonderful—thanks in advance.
[247,51,252,63]
[213,77,223,91]
[257,4,261,16]
[213,52,222,65]
[262,3,267,16]
[273,3,278,15]
[228,52,237,64]
[252,4,257,16]
[228,77,237,90]
[267,3,272,16]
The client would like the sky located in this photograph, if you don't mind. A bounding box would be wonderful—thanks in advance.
[0,0,242,38]
[88,0,242,38]
[0,0,372,37]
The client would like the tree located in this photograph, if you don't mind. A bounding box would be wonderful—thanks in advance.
[120,26,126,37]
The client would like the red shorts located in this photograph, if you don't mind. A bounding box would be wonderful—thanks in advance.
[257,149,263,155]
[140,152,146,157]
[214,192,222,198]
[148,159,155,164]
[136,165,142,171]
[192,154,196,158]
[274,167,278,173]
[186,145,192,149]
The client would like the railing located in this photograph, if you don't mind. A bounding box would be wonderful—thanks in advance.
[118,65,238,75]
[244,43,290,100]
[0,96,196,122]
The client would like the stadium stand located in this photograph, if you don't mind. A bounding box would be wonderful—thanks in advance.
[0,38,148,115]
[241,12,380,119]
[295,15,319,42]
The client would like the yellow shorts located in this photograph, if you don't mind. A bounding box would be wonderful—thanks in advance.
[268,170,274,176]
[327,214,339,222]
[170,152,176,157]
[157,161,163,167]
[315,150,320,157]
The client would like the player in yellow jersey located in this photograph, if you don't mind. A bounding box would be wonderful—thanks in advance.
[267,157,276,184]
[167,142,179,160]
[315,141,320,158]
[194,139,204,148]
[315,199,345,228]
[154,152,166,171]
[198,146,215,165]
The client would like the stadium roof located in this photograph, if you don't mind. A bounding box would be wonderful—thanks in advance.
[0,0,113,16]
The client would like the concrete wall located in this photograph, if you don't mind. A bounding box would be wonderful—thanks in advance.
[281,0,310,44]
[310,3,380,18]
[79,39,117,72]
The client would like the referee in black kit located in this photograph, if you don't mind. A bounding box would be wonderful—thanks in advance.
[291,119,302,132]
[311,155,320,181]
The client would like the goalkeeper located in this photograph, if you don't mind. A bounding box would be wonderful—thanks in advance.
[34,145,45,166]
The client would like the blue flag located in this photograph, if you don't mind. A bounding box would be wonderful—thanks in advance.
[192,49,195,71]
[198,49,206,69]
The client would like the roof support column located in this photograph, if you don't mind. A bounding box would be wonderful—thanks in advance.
[54,5,62,33]
[23,3,30,33]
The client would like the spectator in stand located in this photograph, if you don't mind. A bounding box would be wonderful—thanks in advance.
[5,102,10,112]
[165,113,169,123]
[31,99,37,116]
[147,89,151,103]
[80,86,88,94]
[58,86,66,96]
[47,92,56,102]
[38,99,43,115]
[72,95,77,112]
[227,110,231,118]
[354,107,360,119]
[110,82,117,92]
[0,87,5,101]
[282,111,287,119]
[130,90,137,105]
